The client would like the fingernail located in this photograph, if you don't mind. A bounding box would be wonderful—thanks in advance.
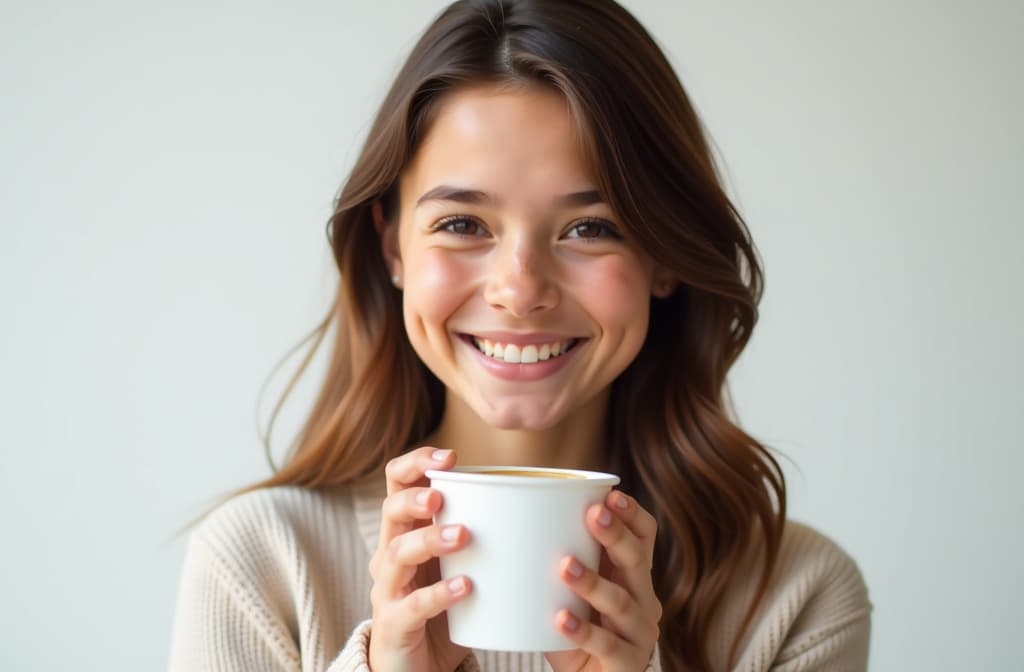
[415,490,430,506]
[432,449,452,462]
[598,507,613,527]
[613,492,629,510]
[447,577,466,594]
[562,611,579,632]
[441,525,461,542]
[566,558,583,578]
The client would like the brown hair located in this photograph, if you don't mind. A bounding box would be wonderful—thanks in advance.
[235,1,785,670]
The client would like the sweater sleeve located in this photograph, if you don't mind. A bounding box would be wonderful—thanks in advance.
[769,612,870,671]
[326,620,481,672]
[325,620,373,672]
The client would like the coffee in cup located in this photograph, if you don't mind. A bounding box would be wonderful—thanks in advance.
[471,469,585,479]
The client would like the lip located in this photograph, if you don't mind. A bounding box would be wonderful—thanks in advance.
[459,334,585,381]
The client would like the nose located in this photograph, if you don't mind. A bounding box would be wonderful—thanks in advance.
[483,237,559,317]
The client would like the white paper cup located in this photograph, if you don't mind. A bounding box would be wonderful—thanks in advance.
[425,465,620,652]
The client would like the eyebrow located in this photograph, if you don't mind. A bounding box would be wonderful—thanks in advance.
[415,185,605,209]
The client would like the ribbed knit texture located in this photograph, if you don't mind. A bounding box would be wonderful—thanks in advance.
[169,479,871,671]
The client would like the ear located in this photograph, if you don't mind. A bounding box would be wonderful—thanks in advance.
[651,266,678,299]
[372,200,403,287]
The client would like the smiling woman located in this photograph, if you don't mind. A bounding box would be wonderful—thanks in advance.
[168,1,871,671]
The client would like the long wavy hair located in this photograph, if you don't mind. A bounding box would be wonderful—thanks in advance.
[233,1,785,670]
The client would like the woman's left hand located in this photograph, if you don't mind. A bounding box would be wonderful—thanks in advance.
[544,490,662,672]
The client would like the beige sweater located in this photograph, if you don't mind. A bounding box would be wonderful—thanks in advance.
[169,479,871,671]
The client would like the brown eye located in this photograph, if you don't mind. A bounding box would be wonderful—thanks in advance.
[437,216,486,237]
[566,218,622,240]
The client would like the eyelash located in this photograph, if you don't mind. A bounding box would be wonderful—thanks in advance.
[433,215,623,241]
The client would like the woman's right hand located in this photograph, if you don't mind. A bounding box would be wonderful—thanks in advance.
[368,447,473,672]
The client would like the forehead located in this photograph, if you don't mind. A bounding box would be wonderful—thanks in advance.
[400,84,598,205]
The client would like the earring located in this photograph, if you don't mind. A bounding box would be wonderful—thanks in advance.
[392,274,402,288]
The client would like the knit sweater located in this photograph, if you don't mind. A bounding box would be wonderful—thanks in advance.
[168,478,871,671]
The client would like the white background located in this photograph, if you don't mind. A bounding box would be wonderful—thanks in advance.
[3,1,1021,669]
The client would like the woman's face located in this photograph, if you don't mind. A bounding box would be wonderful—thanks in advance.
[380,84,671,430]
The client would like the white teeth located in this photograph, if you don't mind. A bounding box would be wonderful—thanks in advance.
[471,337,576,363]
[503,344,521,363]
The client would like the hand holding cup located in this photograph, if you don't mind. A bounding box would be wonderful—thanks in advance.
[367,447,473,672]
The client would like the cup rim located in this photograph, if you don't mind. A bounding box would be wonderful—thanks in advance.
[425,465,620,486]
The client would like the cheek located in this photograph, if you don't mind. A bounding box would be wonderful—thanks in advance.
[404,250,476,328]
[575,256,653,335]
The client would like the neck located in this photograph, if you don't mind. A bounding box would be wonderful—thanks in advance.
[423,391,611,472]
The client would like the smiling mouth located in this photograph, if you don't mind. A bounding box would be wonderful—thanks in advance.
[463,335,581,364]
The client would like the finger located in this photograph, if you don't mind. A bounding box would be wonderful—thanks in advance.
[604,491,658,560]
[378,487,442,547]
[373,524,470,598]
[390,524,469,567]
[585,502,662,617]
[378,576,473,642]
[554,608,639,668]
[384,446,455,496]
[586,502,649,573]
[370,487,452,585]
[559,555,658,646]
[380,447,456,541]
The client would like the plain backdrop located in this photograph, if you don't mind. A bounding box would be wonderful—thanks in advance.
[2,1,1021,669]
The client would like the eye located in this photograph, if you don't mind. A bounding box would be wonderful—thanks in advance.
[434,215,488,237]
[565,218,622,240]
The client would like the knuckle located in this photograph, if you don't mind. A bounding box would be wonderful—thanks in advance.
[385,457,402,480]
[607,520,627,543]
[612,585,632,613]
[581,566,601,593]
[405,588,428,614]
[386,536,403,563]
[626,551,647,571]
[381,495,400,520]
[594,633,617,659]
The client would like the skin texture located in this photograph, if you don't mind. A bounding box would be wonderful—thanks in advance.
[369,84,668,672]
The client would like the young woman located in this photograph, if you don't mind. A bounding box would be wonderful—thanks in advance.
[169,1,871,671]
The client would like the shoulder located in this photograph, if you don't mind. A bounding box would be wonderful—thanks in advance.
[773,519,870,604]
[195,485,344,544]
[741,519,872,668]
[186,483,367,581]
